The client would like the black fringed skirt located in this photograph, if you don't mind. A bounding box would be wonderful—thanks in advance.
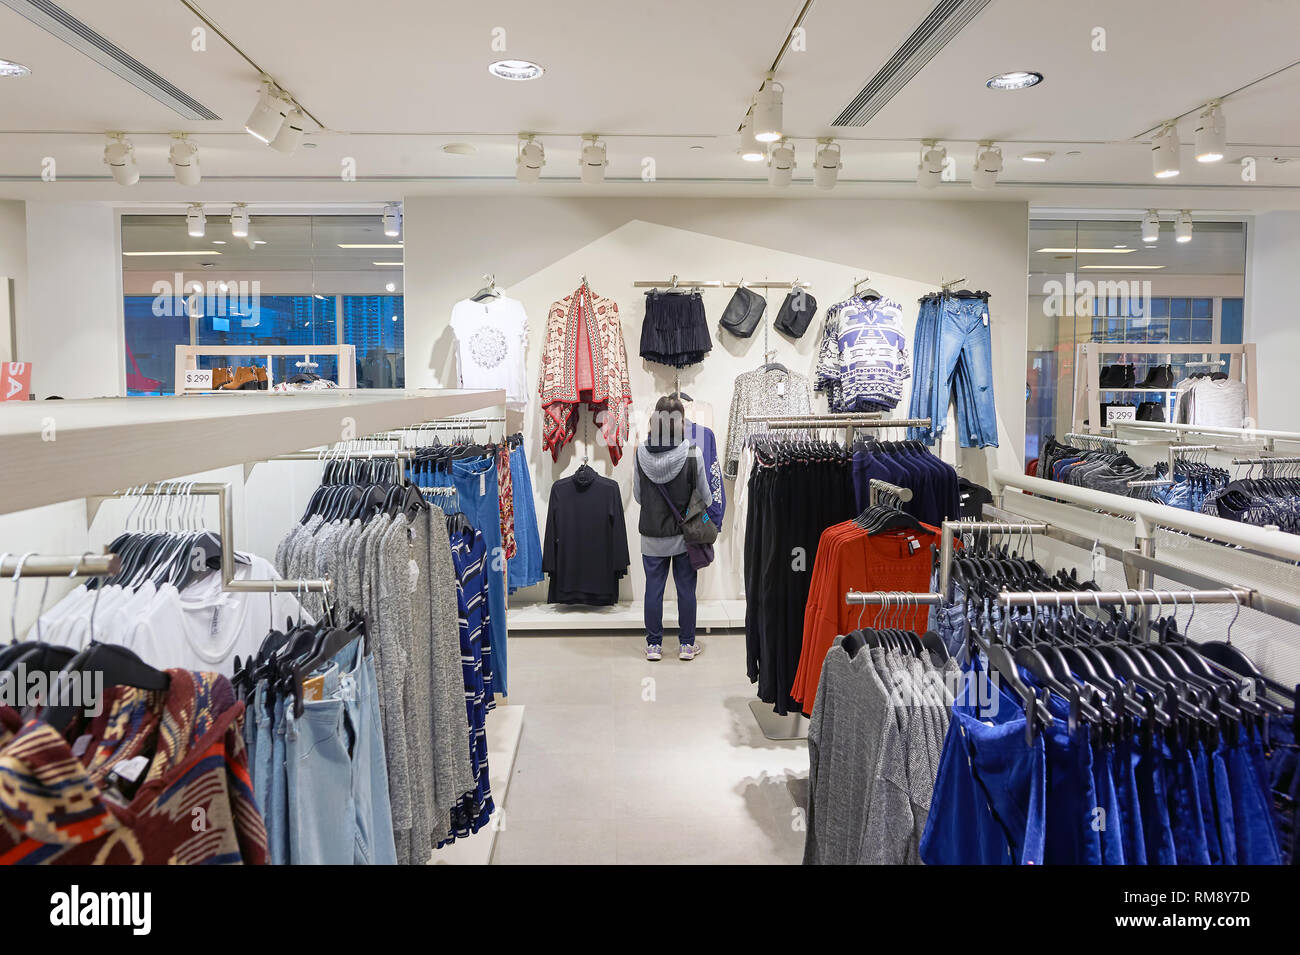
[640,291,712,368]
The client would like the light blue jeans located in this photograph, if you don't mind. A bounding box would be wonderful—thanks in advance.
[909,296,998,448]
[284,639,398,865]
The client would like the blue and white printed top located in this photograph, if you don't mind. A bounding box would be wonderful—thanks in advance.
[815,296,911,413]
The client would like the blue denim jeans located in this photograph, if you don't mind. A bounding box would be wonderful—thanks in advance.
[268,694,290,865]
[642,552,697,646]
[284,639,398,865]
[936,298,998,448]
[507,445,544,594]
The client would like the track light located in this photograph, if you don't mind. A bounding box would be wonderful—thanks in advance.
[917,141,945,189]
[971,143,1002,190]
[169,135,200,186]
[186,203,206,238]
[103,134,138,186]
[768,139,795,188]
[1141,210,1160,243]
[515,135,545,183]
[738,109,765,162]
[1195,102,1226,163]
[752,74,784,143]
[382,202,402,237]
[812,140,841,190]
[1152,123,1181,178]
[579,136,607,185]
[269,107,305,154]
[230,203,250,238]
[245,83,287,143]
[1175,210,1193,243]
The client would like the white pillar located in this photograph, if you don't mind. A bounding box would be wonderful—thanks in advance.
[1246,211,1300,432]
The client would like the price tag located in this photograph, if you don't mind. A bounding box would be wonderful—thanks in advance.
[184,368,214,391]
[1091,543,1107,576]
[1105,405,1136,424]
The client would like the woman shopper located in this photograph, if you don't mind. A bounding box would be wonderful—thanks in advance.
[633,395,713,661]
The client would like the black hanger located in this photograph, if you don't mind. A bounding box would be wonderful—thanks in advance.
[38,642,170,733]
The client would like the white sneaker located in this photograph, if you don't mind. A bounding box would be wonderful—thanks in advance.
[645,644,663,662]
[679,641,703,661]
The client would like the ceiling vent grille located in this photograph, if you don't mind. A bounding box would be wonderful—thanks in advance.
[0,0,220,120]
[831,0,991,128]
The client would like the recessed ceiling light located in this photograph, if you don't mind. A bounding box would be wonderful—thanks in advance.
[338,243,403,249]
[253,240,267,245]
[443,143,477,156]
[488,59,544,81]
[986,71,1043,90]
[1020,151,1052,162]
[1113,244,1127,249]
[1079,265,1166,270]
[0,59,31,78]
[689,144,705,151]
[212,240,227,245]
[372,261,404,266]
[302,141,318,149]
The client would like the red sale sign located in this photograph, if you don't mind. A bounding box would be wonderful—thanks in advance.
[1,362,32,401]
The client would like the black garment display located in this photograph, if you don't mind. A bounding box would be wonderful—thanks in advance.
[957,477,993,519]
[543,465,630,605]
[743,441,856,715]
[640,290,712,368]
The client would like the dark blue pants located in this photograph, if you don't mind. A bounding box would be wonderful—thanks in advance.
[642,552,697,646]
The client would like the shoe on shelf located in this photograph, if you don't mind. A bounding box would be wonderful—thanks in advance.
[222,366,259,391]
[645,644,662,662]
[1098,364,1120,387]
[1145,364,1174,388]
[210,367,232,391]
[1121,364,1136,388]
[678,641,703,661]
[254,366,269,390]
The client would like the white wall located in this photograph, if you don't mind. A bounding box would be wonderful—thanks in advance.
[1246,211,1300,431]
[0,200,26,361]
[404,197,1030,605]
[22,202,124,398]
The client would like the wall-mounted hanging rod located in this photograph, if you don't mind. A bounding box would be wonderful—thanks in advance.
[938,520,1049,599]
[633,278,812,289]
[265,449,415,462]
[1062,432,1166,447]
[846,590,943,606]
[0,553,120,578]
[744,413,930,444]
[940,275,967,290]
[1232,455,1300,466]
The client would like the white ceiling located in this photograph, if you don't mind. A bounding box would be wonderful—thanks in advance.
[1,0,1299,209]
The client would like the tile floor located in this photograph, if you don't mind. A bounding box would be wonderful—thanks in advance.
[491,631,810,865]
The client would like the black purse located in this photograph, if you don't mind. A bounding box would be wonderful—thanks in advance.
[718,286,766,338]
[774,289,817,338]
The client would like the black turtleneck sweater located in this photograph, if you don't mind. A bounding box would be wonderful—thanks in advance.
[543,464,631,605]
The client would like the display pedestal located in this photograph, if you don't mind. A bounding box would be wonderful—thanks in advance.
[748,700,809,741]
[429,704,525,865]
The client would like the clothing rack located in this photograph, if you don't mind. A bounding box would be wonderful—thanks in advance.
[997,586,1251,609]
[938,520,1050,598]
[1127,444,1221,488]
[845,590,943,606]
[1062,432,1166,447]
[266,449,416,462]
[744,413,931,445]
[868,478,913,507]
[939,276,967,291]
[1185,359,1226,368]
[0,553,120,578]
[86,482,331,596]
[1232,455,1300,466]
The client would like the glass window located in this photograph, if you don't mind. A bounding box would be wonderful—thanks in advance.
[121,213,403,392]
[1026,218,1246,466]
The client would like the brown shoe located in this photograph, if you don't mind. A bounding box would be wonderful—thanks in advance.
[223,366,259,390]
[254,366,269,390]
[210,367,232,390]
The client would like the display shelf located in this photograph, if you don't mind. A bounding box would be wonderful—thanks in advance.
[508,599,745,632]
[0,388,504,516]
[1070,342,1258,434]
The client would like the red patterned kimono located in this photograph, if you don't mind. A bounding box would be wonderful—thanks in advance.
[537,282,633,465]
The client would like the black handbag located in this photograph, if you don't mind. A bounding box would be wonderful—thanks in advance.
[718,286,766,338]
[774,289,817,338]
[653,480,717,570]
